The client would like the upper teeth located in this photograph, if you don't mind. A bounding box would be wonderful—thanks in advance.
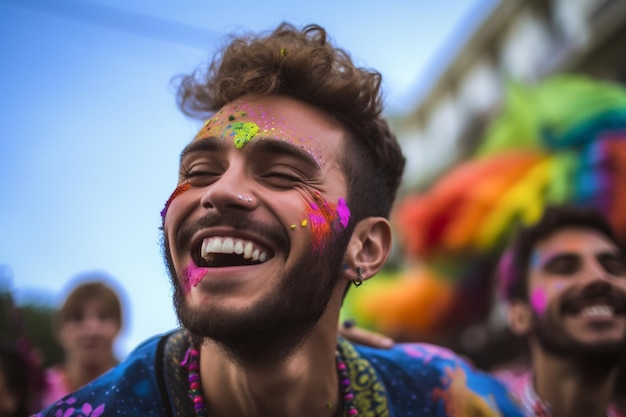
[581,305,613,318]
[201,237,268,262]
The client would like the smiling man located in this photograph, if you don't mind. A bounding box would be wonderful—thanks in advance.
[498,205,626,417]
[35,23,523,417]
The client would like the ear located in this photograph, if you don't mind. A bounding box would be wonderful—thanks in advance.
[342,217,392,284]
[507,300,533,336]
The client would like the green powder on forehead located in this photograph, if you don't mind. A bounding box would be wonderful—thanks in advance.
[231,121,260,148]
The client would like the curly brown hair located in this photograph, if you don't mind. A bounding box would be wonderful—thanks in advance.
[175,23,405,222]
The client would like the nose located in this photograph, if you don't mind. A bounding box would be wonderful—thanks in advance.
[80,315,102,333]
[199,165,258,212]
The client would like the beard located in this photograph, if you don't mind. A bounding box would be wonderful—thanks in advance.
[532,282,626,370]
[162,213,352,364]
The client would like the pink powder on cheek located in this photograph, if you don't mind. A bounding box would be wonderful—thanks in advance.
[336,198,351,229]
[304,193,348,252]
[530,288,548,316]
[307,201,332,252]
[182,263,208,293]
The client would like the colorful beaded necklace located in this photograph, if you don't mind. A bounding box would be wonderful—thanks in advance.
[181,347,358,416]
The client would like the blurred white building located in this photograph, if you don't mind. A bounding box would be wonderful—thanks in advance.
[395,0,626,190]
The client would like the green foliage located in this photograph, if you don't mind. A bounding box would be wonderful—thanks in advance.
[0,289,64,368]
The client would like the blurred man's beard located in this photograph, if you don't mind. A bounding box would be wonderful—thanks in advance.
[532,310,626,369]
[162,231,350,364]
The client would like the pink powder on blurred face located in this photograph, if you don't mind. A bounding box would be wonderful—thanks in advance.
[530,288,548,316]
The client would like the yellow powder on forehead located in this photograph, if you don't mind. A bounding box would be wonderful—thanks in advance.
[231,121,260,148]
[191,105,323,164]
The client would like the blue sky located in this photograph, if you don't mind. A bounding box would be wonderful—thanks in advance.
[0,0,497,357]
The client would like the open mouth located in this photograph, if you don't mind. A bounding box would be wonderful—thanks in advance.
[193,236,274,267]
[562,296,626,319]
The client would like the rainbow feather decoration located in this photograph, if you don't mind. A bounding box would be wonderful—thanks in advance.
[342,74,626,339]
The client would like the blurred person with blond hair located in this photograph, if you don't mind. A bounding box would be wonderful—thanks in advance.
[40,273,124,407]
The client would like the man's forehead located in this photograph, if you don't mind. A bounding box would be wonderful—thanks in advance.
[190,100,325,164]
[533,227,620,255]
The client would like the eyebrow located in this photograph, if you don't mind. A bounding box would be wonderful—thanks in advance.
[541,249,624,265]
[248,138,321,169]
[180,137,226,160]
[180,136,321,170]
[542,253,579,265]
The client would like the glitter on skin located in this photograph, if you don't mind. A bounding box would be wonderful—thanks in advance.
[161,183,191,220]
[530,288,548,316]
[183,263,208,293]
[192,104,324,165]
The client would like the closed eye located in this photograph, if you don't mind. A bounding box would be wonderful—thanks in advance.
[544,254,580,275]
[598,253,626,276]
[259,166,306,188]
[179,171,218,188]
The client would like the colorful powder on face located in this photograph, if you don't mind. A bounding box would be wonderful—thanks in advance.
[336,198,351,229]
[230,121,260,148]
[161,183,191,220]
[530,288,548,316]
[183,263,207,293]
[191,104,323,165]
[305,193,349,252]
[530,251,542,269]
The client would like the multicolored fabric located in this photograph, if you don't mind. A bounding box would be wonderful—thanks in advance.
[497,370,625,417]
[33,329,523,417]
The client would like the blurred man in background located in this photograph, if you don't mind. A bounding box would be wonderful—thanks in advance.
[498,205,626,417]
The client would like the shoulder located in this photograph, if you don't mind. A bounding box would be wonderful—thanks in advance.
[33,330,180,417]
[40,366,70,408]
[353,342,524,417]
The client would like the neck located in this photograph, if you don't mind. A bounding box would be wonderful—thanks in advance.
[198,290,345,417]
[532,347,618,417]
[64,355,117,391]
